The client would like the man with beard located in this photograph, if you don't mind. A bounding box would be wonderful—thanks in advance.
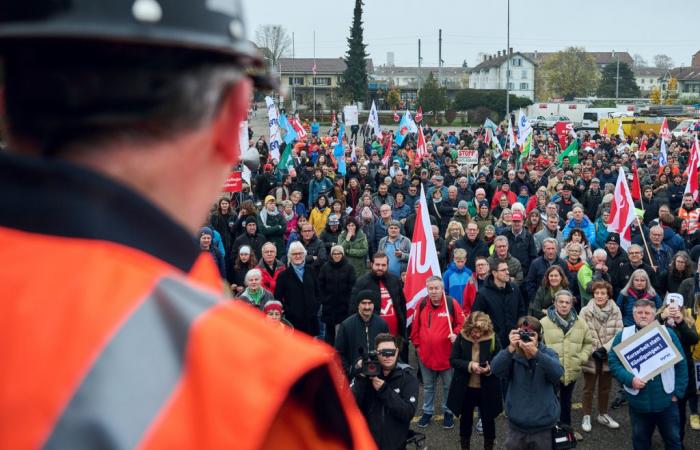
[351,253,407,354]
[455,222,490,271]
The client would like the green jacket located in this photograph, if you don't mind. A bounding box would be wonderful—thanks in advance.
[577,262,611,308]
[541,309,593,385]
[258,211,286,257]
[338,229,369,278]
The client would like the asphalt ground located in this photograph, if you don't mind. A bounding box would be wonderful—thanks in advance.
[405,347,700,450]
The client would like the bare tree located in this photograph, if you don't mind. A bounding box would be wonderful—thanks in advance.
[632,54,647,68]
[653,54,674,69]
[254,25,291,68]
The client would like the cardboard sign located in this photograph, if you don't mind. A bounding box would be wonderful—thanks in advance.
[457,149,478,166]
[343,105,359,126]
[222,171,242,193]
[613,321,683,383]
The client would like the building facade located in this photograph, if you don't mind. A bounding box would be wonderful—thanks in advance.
[469,50,536,100]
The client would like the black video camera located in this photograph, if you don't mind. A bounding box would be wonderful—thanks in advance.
[361,350,381,377]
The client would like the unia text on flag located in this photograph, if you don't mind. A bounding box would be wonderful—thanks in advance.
[684,139,699,202]
[403,185,442,326]
[416,126,428,161]
[660,117,671,141]
[265,96,282,160]
[607,167,637,250]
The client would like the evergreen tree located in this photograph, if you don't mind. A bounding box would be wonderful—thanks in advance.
[597,62,640,98]
[417,72,447,119]
[341,0,368,103]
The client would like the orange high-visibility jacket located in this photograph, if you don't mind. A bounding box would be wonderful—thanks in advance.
[0,153,375,450]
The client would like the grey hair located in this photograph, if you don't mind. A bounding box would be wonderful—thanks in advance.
[494,235,509,246]
[426,275,443,286]
[287,241,307,263]
[593,249,607,260]
[554,289,574,303]
[330,245,344,255]
[542,237,559,250]
[621,268,657,297]
[244,268,262,285]
[262,241,277,253]
[633,299,657,312]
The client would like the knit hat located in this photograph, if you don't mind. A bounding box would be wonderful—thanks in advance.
[458,200,469,209]
[263,300,283,315]
[479,200,489,208]
[605,233,620,244]
[244,216,257,226]
[199,226,213,237]
[239,245,252,255]
[355,289,379,306]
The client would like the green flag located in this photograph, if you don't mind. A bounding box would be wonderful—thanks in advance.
[519,133,532,161]
[558,139,579,166]
[279,144,294,171]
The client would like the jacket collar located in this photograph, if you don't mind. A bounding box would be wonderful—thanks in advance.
[0,152,199,272]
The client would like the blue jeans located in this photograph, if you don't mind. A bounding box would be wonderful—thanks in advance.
[418,359,453,415]
[630,403,681,450]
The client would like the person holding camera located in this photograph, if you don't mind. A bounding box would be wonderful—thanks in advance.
[335,290,389,377]
[446,312,502,450]
[351,333,419,450]
[540,290,593,441]
[579,281,623,433]
[491,316,564,450]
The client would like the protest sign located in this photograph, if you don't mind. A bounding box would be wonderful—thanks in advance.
[457,149,478,166]
[664,293,683,307]
[343,105,359,126]
[222,171,242,193]
[613,321,683,383]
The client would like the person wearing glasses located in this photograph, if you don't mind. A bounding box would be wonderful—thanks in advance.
[351,333,419,450]
[274,242,321,337]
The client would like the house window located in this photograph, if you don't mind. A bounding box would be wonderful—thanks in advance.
[507,82,514,90]
[512,58,521,67]
[314,77,331,86]
[288,77,304,86]
[520,82,529,90]
[640,78,645,84]
[521,70,527,79]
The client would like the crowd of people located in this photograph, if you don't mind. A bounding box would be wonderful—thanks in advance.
[200,109,700,449]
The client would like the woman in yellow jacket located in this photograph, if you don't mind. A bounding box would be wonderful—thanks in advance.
[309,195,331,237]
[541,289,593,440]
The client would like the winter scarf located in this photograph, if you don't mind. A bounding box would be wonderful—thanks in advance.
[547,306,578,335]
[259,207,279,227]
[292,262,305,281]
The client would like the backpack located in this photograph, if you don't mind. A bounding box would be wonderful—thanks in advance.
[418,296,456,324]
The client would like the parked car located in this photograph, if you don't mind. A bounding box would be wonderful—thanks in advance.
[672,119,700,137]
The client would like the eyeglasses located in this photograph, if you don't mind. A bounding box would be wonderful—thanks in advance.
[331,252,343,256]
[377,349,397,357]
[496,268,509,273]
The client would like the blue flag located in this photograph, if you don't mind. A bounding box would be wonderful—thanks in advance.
[394,110,417,147]
[334,123,345,158]
[278,113,297,145]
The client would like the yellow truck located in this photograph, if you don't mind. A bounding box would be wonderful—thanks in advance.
[599,117,662,138]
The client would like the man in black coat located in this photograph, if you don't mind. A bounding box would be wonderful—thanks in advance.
[351,333,418,450]
[500,211,537,275]
[351,252,407,341]
[455,222,490,271]
[335,290,389,377]
[274,242,321,337]
[611,243,657,298]
[471,259,527,348]
[231,216,266,259]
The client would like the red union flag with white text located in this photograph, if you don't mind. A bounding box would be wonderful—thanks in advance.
[403,185,442,325]
[607,167,637,250]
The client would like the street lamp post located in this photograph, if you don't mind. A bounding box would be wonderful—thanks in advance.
[506,0,510,120]
[613,50,620,99]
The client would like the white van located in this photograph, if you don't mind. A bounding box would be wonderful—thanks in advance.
[581,108,617,130]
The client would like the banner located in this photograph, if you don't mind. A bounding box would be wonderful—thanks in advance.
[265,96,282,160]
[613,321,683,383]
[222,171,243,193]
[555,121,574,149]
[367,100,382,138]
[343,105,359,126]
[457,149,478,166]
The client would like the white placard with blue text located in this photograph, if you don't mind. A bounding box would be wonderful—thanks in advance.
[613,321,683,383]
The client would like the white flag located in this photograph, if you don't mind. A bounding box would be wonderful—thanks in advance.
[617,120,626,141]
[607,168,637,250]
[405,109,418,133]
[506,117,516,151]
[265,96,282,160]
[367,100,382,138]
[517,109,532,146]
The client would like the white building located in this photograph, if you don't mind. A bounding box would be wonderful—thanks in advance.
[633,67,667,94]
[469,50,536,100]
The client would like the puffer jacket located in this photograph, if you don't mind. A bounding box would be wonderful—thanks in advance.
[540,307,593,385]
[561,216,596,245]
[442,262,473,306]
[337,229,369,278]
[579,299,623,374]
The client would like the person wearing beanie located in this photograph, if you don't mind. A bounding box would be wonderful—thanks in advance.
[334,289,389,377]
[452,200,471,231]
[199,227,225,278]
[232,215,266,260]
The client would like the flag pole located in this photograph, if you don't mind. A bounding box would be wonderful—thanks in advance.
[441,291,454,337]
[636,216,656,272]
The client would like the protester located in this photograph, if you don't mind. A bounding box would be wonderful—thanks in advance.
[258,242,285,293]
[274,241,321,336]
[616,269,663,327]
[230,245,257,296]
[239,268,274,308]
[338,217,370,278]
[259,195,286,257]
[318,245,357,346]
[199,226,226,278]
[487,235,524,286]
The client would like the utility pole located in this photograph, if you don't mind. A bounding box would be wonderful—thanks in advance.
[506,0,510,120]
[313,30,316,121]
[614,50,620,99]
[438,29,443,87]
[291,32,295,112]
[418,38,423,90]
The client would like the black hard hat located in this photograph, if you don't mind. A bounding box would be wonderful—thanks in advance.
[0,0,274,88]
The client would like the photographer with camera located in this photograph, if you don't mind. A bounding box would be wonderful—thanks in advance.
[491,316,564,450]
[336,290,389,377]
[351,333,419,450]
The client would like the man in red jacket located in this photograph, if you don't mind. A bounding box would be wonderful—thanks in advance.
[411,276,464,429]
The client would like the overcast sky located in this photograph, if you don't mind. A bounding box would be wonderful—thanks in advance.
[246,0,698,68]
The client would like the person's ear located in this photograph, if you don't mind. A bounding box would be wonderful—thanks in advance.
[212,78,253,164]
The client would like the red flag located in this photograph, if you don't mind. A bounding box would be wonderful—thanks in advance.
[403,185,442,326]
[631,164,641,201]
[607,167,637,250]
[290,115,307,140]
[602,124,608,137]
[415,107,423,123]
[382,133,393,166]
[416,127,427,160]
[685,138,700,202]
[660,117,671,141]
[639,139,647,152]
[393,110,400,122]
[684,139,698,177]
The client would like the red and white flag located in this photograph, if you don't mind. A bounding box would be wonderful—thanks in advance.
[403,185,442,326]
[685,139,699,202]
[290,115,307,140]
[631,163,641,201]
[660,117,671,141]
[416,126,428,160]
[415,106,423,123]
[684,138,699,177]
[381,133,393,166]
[607,167,637,250]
